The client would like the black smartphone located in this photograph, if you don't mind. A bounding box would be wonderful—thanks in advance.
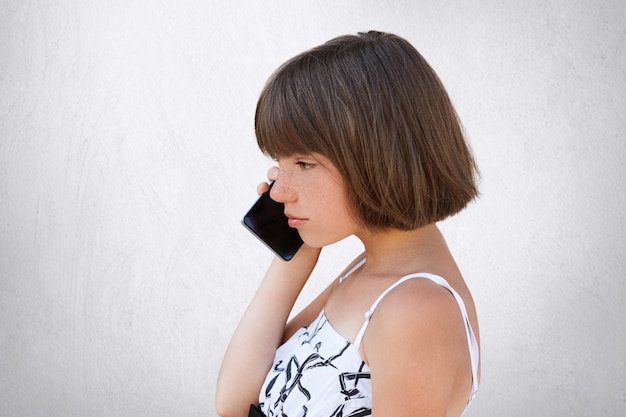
[242,183,303,261]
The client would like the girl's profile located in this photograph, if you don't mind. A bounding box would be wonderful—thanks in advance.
[217,30,481,417]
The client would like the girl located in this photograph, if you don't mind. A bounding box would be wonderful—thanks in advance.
[216,31,480,417]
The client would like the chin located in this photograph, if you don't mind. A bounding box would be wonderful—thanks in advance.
[300,233,345,249]
[298,234,323,249]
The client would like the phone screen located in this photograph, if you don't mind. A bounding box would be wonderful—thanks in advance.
[241,184,303,261]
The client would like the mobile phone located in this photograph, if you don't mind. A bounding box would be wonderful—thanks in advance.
[242,183,303,261]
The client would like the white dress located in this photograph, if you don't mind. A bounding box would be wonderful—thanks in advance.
[258,259,479,417]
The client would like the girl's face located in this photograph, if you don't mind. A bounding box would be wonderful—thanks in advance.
[270,153,358,248]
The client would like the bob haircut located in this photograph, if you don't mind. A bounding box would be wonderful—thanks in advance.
[255,31,479,230]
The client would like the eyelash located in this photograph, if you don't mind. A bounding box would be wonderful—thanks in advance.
[296,161,314,170]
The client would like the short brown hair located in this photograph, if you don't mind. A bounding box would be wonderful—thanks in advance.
[255,31,479,230]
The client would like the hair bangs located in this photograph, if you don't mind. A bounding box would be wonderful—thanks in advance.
[255,68,322,160]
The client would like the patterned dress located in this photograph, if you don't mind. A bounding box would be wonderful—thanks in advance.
[258,260,479,417]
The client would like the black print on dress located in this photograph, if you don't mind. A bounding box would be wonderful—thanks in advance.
[330,405,372,417]
[339,371,371,398]
[260,312,373,416]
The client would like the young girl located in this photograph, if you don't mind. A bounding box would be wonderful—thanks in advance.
[216,31,480,417]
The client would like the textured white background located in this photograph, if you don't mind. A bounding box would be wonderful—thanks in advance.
[1,1,625,416]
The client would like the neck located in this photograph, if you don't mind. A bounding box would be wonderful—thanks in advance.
[356,223,449,275]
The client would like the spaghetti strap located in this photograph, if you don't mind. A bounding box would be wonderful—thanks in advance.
[353,272,480,403]
[339,258,366,283]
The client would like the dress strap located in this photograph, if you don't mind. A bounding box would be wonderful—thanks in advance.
[353,272,479,402]
[339,258,366,283]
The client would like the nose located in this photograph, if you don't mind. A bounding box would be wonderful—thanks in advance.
[269,171,297,204]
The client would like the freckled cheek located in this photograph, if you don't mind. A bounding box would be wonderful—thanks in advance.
[300,189,341,223]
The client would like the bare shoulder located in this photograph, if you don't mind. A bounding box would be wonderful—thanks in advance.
[361,278,472,415]
[364,278,467,352]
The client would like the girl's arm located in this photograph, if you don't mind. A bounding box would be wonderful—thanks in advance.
[215,245,321,417]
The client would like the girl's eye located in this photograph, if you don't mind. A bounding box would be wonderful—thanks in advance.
[296,161,315,170]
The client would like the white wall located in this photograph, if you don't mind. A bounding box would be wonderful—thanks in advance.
[1,1,624,416]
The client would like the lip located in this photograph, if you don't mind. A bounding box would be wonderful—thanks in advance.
[285,213,308,228]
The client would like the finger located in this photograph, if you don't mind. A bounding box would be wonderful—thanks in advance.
[257,182,270,195]
[267,166,279,182]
